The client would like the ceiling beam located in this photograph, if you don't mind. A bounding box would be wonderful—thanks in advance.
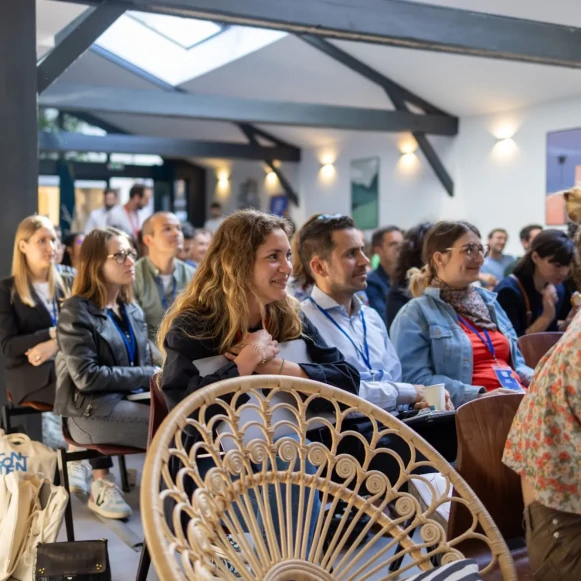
[37,6,124,93]
[88,44,302,155]
[238,124,299,206]
[39,83,458,135]
[298,35,452,117]
[300,36,454,196]
[56,0,581,69]
[38,131,301,161]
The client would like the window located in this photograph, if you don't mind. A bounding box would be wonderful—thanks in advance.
[128,12,224,49]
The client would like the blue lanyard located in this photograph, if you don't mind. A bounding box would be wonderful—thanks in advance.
[308,297,372,370]
[458,316,496,361]
[155,276,177,310]
[107,304,137,366]
[49,298,58,326]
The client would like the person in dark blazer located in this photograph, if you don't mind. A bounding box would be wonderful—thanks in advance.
[0,215,73,406]
[55,227,157,520]
[157,210,359,544]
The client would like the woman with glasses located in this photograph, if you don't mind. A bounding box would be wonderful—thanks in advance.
[390,221,532,408]
[494,229,575,337]
[55,227,157,520]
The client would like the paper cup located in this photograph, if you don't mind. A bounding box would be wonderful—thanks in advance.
[424,384,446,411]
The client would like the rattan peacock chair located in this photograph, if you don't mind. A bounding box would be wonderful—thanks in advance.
[141,375,516,581]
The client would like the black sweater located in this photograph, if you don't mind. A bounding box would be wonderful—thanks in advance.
[161,313,360,414]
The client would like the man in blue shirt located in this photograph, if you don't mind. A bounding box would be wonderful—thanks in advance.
[298,215,429,412]
[366,226,402,322]
[480,228,514,287]
[297,215,454,482]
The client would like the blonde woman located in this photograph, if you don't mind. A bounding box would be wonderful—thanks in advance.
[55,228,157,520]
[0,216,72,406]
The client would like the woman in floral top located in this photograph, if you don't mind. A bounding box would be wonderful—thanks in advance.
[503,189,581,581]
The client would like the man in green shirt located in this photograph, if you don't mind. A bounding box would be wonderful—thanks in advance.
[134,212,196,363]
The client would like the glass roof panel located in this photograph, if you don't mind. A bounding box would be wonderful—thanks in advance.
[128,12,223,49]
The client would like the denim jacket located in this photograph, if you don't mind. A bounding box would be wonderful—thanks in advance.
[390,287,533,407]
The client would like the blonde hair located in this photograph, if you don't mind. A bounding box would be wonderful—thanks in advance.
[565,187,581,291]
[12,215,67,307]
[157,210,301,357]
[72,227,134,308]
[408,221,481,298]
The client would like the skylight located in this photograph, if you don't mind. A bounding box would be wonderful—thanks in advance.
[128,12,223,49]
[95,12,287,87]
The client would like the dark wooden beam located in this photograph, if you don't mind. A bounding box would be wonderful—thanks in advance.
[39,83,458,135]
[57,0,581,69]
[38,130,301,161]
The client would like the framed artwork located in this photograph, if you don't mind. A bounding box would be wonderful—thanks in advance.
[546,128,581,225]
[350,157,379,230]
[238,178,260,210]
[270,195,288,216]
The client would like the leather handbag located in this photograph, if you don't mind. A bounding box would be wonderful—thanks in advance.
[35,540,111,581]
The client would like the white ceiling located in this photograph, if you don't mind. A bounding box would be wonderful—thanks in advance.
[38,0,581,149]
[401,0,581,27]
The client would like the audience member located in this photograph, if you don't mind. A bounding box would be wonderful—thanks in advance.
[188,228,212,268]
[179,222,196,267]
[386,222,433,331]
[61,232,84,270]
[84,188,118,233]
[479,228,514,288]
[299,215,433,413]
[158,210,359,540]
[159,210,359,410]
[366,226,403,320]
[107,184,152,239]
[204,201,225,234]
[391,221,532,408]
[55,227,156,520]
[299,215,457,479]
[503,190,581,581]
[495,229,574,336]
[503,224,544,276]
[134,212,195,364]
[0,216,73,406]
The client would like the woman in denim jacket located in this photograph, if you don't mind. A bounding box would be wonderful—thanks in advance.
[391,221,533,408]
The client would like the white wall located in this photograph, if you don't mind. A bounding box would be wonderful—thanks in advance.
[201,94,581,256]
[204,160,300,218]
[297,94,581,256]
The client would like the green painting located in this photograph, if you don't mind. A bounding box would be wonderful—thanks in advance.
[350,157,379,230]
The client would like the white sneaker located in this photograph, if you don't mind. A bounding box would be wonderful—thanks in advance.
[88,476,133,520]
[67,460,92,496]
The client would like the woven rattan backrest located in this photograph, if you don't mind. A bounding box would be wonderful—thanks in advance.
[141,375,516,581]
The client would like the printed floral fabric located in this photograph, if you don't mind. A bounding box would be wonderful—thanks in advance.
[503,310,581,514]
[430,278,497,330]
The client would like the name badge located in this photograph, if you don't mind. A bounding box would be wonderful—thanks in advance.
[492,366,523,391]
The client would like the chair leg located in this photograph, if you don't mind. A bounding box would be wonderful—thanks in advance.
[1,405,10,433]
[119,455,130,493]
[58,448,75,542]
[135,540,151,581]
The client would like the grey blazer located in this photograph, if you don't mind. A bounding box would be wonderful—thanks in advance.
[54,295,156,419]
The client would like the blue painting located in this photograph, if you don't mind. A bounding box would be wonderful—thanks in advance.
[351,157,379,230]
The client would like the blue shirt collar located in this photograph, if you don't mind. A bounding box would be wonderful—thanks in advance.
[311,286,363,316]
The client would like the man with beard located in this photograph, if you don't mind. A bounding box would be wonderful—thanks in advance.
[84,188,118,233]
[134,212,195,363]
[107,184,152,240]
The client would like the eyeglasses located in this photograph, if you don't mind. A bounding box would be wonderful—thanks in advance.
[107,249,137,264]
[446,244,490,259]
